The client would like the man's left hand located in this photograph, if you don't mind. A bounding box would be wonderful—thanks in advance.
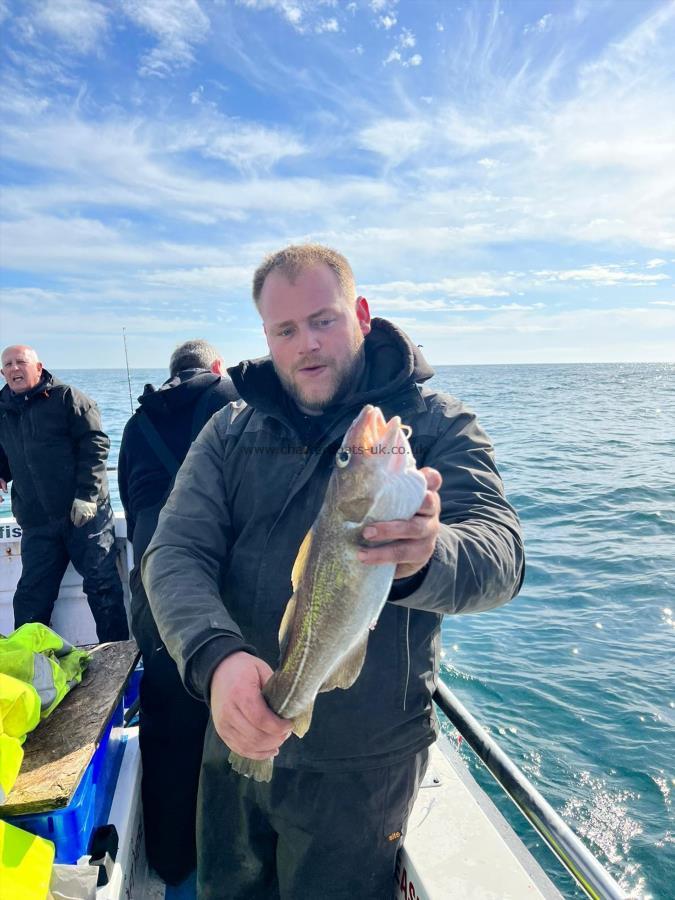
[357,467,442,580]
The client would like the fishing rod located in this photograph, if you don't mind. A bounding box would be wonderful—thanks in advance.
[122,327,133,414]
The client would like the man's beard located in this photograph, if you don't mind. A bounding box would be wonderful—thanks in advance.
[276,342,365,413]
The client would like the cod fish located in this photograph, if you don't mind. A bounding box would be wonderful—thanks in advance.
[228,404,428,782]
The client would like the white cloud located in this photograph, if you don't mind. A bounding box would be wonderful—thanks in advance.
[386,306,675,364]
[379,15,396,30]
[121,0,210,77]
[384,49,423,69]
[316,18,339,34]
[523,13,553,35]
[367,297,539,313]
[364,275,513,298]
[355,3,675,250]
[236,0,305,30]
[140,265,252,292]
[0,288,216,336]
[399,28,415,49]
[0,215,229,272]
[382,23,421,66]
[285,6,302,26]
[169,118,307,170]
[358,117,430,160]
[533,265,669,287]
[3,0,675,368]
[30,0,109,53]
[0,111,308,202]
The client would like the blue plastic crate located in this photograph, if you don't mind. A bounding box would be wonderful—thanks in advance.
[7,700,127,863]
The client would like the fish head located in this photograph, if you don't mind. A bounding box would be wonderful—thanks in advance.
[332,405,427,524]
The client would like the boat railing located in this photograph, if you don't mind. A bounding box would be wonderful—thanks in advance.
[433,680,627,900]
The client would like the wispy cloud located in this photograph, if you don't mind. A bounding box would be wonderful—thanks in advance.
[523,12,553,35]
[378,15,396,30]
[12,0,110,54]
[236,0,345,34]
[165,115,307,171]
[384,25,421,66]
[238,0,303,29]
[364,275,514,298]
[43,0,108,52]
[316,17,339,34]
[121,0,210,77]
[533,266,670,287]
[1,0,674,366]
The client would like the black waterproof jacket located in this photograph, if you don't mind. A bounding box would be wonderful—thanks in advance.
[143,319,525,770]
[0,371,111,528]
[117,369,238,543]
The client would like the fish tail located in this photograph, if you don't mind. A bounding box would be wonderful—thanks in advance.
[228,750,274,783]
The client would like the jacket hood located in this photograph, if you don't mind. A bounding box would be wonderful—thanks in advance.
[0,369,59,411]
[228,318,434,417]
[136,369,221,416]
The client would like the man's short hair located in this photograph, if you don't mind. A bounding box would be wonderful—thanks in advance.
[169,340,220,377]
[252,244,356,307]
[1,345,39,366]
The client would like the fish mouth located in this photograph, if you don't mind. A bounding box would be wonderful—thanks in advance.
[344,405,413,473]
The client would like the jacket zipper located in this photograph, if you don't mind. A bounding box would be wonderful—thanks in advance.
[403,607,411,711]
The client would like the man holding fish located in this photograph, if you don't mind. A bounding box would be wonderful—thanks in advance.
[143,245,524,899]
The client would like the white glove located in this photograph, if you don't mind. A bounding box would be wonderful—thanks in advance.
[70,498,98,527]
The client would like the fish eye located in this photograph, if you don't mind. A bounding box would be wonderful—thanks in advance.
[336,448,351,468]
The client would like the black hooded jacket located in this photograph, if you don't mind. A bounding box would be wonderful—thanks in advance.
[0,370,110,528]
[118,369,238,542]
[143,319,525,770]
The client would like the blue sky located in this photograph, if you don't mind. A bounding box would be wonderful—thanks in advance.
[1,0,674,368]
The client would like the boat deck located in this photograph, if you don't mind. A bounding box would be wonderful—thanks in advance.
[399,736,562,899]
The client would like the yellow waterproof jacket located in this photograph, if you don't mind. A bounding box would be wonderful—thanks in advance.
[0,820,54,900]
[0,624,89,803]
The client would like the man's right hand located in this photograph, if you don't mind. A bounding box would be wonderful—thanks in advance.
[70,498,97,527]
[0,478,7,502]
[210,651,292,760]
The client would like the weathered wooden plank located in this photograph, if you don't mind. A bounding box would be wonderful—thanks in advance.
[1,640,139,816]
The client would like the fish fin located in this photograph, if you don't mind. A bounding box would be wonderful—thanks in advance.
[279,530,312,656]
[278,592,298,658]
[292,700,315,738]
[291,528,313,591]
[228,751,274,783]
[319,636,369,693]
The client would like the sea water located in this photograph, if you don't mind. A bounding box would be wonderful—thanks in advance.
[2,362,673,898]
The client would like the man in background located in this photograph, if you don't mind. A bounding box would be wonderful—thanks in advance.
[0,345,128,642]
[118,338,238,889]
[143,246,524,899]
